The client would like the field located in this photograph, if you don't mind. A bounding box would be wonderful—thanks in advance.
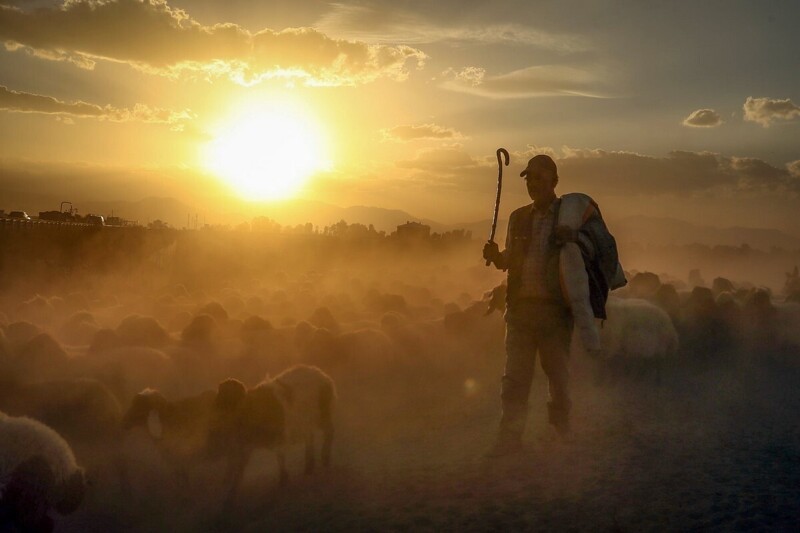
[1,225,799,532]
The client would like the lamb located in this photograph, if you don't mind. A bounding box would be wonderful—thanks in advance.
[0,412,86,532]
[122,388,217,490]
[207,365,336,507]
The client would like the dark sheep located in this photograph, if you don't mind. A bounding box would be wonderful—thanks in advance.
[4,321,41,353]
[207,365,335,507]
[712,277,736,296]
[12,333,73,383]
[59,311,99,346]
[116,315,171,348]
[88,328,122,355]
[181,314,218,345]
[197,302,229,323]
[653,283,681,325]
[0,413,87,532]
[308,307,340,335]
[122,388,217,487]
[628,272,661,299]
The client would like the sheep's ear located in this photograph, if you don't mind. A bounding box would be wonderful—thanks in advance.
[147,410,163,439]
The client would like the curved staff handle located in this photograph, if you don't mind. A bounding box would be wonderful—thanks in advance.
[486,147,510,266]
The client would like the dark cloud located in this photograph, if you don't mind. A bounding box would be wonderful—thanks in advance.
[439,65,610,99]
[558,148,798,195]
[382,123,464,142]
[392,145,799,197]
[0,84,192,126]
[0,0,426,85]
[682,108,722,128]
[743,96,800,127]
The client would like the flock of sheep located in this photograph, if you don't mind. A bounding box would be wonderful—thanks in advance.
[1,256,799,531]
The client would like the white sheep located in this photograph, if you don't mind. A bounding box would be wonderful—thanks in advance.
[600,298,679,378]
[0,412,86,532]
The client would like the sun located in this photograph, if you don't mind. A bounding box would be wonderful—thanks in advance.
[204,103,329,200]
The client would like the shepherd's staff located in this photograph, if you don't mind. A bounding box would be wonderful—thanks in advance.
[486,148,510,266]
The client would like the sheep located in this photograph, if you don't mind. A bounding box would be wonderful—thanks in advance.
[115,315,171,348]
[3,322,41,354]
[11,333,74,383]
[207,365,336,507]
[83,346,178,403]
[308,306,340,334]
[595,298,679,383]
[121,388,217,489]
[628,272,661,299]
[15,295,56,326]
[181,313,218,345]
[58,311,99,347]
[197,302,229,323]
[602,298,679,359]
[0,379,127,493]
[0,412,86,532]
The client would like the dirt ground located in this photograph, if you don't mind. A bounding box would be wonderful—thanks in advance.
[59,349,800,533]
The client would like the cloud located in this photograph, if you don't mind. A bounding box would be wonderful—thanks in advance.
[382,123,464,142]
[315,3,587,51]
[786,160,800,178]
[682,108,722,128]
[557,147,798,195]
[0,85,193,127]
[743,96,800,127]
[396,145,483,171]
[439,64,610,99]
[391,145,799,198]
[0,0,426,86]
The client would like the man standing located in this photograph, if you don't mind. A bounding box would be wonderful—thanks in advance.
[482,154,584,457]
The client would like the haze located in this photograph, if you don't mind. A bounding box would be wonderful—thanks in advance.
[1,2,800,532]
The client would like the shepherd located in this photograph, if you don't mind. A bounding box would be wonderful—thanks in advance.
[483,153,625,457]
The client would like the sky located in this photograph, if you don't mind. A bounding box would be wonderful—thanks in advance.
[1,0,799,232]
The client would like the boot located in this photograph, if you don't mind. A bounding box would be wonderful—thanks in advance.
[484,406,527,458]
[547,401,571,437]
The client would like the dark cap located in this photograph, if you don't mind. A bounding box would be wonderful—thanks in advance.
[520,154,557,178]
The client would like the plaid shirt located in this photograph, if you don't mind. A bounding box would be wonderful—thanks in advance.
[518,201,557,299]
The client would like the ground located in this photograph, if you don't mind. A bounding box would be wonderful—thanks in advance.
[60,350,800,533]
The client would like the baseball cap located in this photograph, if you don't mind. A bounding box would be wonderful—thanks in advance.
[520,154,557,178]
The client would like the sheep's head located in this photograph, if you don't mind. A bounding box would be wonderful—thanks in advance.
[53,469,86,515]
[122,389,167,431]
[3,455,56,531]
[215,378,247,411]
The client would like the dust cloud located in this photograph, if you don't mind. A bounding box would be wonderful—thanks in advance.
[1,223,799,531]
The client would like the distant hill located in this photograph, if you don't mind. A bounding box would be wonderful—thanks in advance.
[4,191,797,250]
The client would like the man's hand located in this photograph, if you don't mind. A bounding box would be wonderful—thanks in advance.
[553,225,577,246]
[483,241,501,266]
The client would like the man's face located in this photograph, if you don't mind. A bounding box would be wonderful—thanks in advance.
[524,167,557,203]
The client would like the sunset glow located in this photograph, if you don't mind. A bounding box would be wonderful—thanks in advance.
[204,105,329,200]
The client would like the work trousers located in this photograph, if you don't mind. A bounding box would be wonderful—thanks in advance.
[500,299,573,435]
